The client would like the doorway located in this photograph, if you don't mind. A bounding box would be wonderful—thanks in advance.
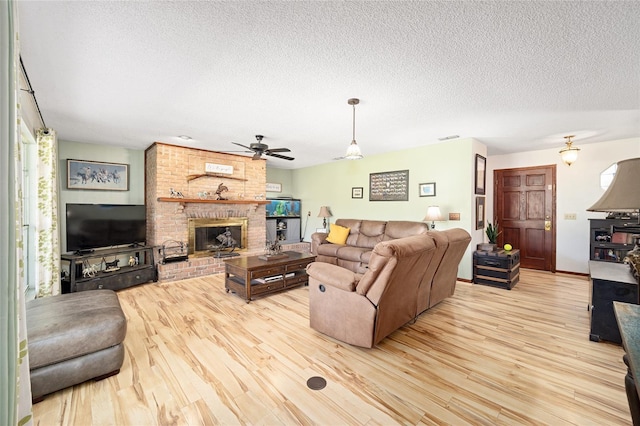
[494,165,556,272]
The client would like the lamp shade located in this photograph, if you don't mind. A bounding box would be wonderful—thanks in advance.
[587,158,640,213]
[423,206,443,222]
[317,206,332,218]
[345,141,363,160]
[559,135,580,166]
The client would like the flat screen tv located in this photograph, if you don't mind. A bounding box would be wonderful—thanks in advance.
[66,204,146,253]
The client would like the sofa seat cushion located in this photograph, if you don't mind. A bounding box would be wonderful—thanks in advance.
[27,290,127,370]
[336,246,370,262]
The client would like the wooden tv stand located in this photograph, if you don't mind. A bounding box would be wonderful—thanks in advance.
[61,245,157,293]
[224,251,316,302]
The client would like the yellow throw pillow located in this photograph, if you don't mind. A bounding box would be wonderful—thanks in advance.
[326,223,350,245]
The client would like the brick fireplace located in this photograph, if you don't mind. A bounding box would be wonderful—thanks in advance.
[145,142,268,282]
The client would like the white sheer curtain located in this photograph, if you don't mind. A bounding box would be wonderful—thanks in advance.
[35,128,60,297]
[1,1,33,425]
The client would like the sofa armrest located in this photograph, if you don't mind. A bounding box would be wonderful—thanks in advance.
[306,262,361,292]
[311,232,329,254]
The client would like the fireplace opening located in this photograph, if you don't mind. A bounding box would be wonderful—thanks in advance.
[188,217,248,257]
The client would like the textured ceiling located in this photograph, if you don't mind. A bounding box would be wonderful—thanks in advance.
[17,1,640,169]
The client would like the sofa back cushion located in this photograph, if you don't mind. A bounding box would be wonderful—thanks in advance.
[356,234,437,345]
[383,220,430,240]
[354,220,387,248]
[428,228,472,308]
[335,219,362,246]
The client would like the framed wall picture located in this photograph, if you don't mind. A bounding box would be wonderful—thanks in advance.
[67,159,129,191]
[352,187,363,199]
[419,182,436,197]
[475,154,486,195]
[369,169,409,201]
[266,182,282,192]
[476,197,486,230]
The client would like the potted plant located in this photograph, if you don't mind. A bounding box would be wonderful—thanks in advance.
[479,221,501,252]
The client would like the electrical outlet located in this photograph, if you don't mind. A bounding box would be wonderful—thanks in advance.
[307,211,311,216]
[564,213,577,220]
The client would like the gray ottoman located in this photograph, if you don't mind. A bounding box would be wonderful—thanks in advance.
[26,289,127,402]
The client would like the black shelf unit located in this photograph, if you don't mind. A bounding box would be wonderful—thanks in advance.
[61,245,157,293]
[589,218,639,263]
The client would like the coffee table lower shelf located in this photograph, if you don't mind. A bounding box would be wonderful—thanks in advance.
[224,251,316,303]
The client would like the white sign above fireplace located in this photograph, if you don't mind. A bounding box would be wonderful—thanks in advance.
[205,163,233,174]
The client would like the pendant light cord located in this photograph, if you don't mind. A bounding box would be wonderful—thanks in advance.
[352,103,356,142]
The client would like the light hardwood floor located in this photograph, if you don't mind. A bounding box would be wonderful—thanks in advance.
[33,269,631,425]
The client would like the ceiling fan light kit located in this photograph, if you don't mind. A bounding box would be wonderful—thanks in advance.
[559,135,580,166]
[344,98,363,160]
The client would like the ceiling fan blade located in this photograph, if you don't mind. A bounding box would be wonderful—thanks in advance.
[232,142,253,150]
[265,147,291,153]
[266,152,295,161]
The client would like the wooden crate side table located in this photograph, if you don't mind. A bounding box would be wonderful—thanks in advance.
[224,251,316,302]
[473,249,520,290]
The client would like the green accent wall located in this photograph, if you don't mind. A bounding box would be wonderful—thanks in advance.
[268,138,480,279]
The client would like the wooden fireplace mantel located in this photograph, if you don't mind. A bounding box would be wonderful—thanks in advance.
[157,197,269,205]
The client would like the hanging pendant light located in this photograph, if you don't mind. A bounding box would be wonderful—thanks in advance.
[559,135,580,166]
[344,98,363,160]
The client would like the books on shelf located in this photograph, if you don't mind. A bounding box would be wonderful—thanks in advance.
[255,272,295,284]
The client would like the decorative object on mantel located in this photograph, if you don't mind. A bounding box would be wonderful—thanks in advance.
[559,135,580,166]
[215,182,229,200]
[170,188,184,198]
[157,197,269,206]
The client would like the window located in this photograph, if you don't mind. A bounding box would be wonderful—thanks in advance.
[600,163,617,190]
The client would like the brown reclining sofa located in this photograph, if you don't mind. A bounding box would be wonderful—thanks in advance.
[308,219,471,348]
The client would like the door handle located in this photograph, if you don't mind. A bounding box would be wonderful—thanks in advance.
[545,220,551,231]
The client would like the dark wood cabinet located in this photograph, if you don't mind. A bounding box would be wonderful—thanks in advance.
[473,249,520,290]
[589,261,638,343]
[61,245,157,293]
[590,218,639,263]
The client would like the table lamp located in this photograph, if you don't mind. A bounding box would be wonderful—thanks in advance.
[317,206,332,230]
[423,206,443,229]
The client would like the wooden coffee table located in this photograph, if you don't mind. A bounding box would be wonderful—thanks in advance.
[224,251,316,302]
